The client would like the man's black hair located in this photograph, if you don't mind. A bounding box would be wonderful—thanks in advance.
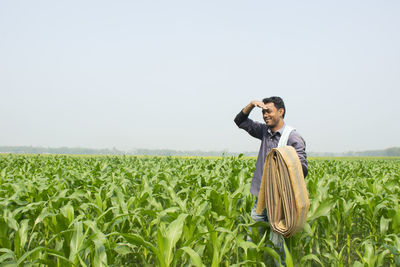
[262,96,286,118]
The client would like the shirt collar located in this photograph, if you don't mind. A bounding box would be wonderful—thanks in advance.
[268,123,286,136]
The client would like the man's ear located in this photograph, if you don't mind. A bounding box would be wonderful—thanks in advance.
[278,108,284,118]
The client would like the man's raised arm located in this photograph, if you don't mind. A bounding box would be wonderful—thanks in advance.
[234,100,266,140]
[234,100,265,125]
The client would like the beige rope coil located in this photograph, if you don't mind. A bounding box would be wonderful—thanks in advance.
[256,146,309,237]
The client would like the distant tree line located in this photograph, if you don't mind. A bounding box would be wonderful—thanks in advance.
[0,146,399,157]
[0,146,123,155]
[0,146,252,157]
[130,149,255,157]
[343,147,400,157]
[307,147,400,157]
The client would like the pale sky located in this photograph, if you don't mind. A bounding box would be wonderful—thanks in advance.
[1,1,399,153]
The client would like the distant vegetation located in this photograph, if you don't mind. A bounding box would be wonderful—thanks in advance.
[309,147,400,157]
[0,146,245,157]
[0,146,399,157]
[0,146,123,155]
[344,147,400,157]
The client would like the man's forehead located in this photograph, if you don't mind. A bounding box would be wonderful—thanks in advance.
[263,102,277,109]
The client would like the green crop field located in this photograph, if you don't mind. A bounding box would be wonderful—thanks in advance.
[0,154,399,266]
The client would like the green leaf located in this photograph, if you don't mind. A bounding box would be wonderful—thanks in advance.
[93,239,107,267]
[0,249,15,262]
[60,203,74,224]
[307,199,334,221]
[0,260,18,267]
[17,219,29,253]
[352,261,364,267]
[284,242,293,267]
[121,233,157,254]
[180,247,205,267]
[69,221,88,263]
[43,248,74,265]
[34,209,55,227]
[114,245,131,256]
[302,222,312,235]
[380,216,390,235]
[164,213,188,266]
[238,240,258,251]
[300,254,323,266]
[122,232,165,267]
[231,260,265,267]
[259,247,282,266]
[4,211,18,231]
[16,246,44,265]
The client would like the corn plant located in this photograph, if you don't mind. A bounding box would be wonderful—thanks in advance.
[0,154,399,266]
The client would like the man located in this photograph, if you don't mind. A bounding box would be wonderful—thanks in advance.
[234,96,308,262]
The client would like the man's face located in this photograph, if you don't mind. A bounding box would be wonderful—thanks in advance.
[262,102,284,128]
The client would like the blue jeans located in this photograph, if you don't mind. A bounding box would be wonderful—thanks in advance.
[251,198,286,266]
[250,198,269,223]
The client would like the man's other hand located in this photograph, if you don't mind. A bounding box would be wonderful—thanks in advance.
[251,100,266,109]
[242,100,265,115]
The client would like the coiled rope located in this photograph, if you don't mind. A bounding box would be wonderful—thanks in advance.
[256,146,309,238]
